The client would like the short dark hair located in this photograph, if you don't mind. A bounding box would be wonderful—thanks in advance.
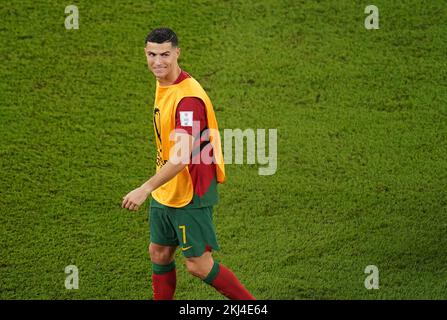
[145,28,178,47]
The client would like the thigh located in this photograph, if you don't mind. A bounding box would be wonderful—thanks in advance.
[149,206,179,247]
[169,206,220,258]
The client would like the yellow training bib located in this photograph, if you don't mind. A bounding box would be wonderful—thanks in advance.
[151,76,225,208]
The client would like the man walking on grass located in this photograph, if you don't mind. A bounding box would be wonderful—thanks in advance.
[122,27,255,300]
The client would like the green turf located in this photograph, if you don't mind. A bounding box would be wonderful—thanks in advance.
[1,0,446,299]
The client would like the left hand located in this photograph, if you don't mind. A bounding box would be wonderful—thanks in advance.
[122,186,151,211]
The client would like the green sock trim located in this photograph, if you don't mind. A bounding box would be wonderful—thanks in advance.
[203,261,220,285]
[152,261,176,275]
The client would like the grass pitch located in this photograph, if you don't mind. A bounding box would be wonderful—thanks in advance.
[0,0,446,299]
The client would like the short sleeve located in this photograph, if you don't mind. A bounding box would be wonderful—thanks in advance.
[175,97,207,136]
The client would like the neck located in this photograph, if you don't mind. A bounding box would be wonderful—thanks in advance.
[158,66,181,86]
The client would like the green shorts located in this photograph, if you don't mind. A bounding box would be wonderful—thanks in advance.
[149,202,220,258]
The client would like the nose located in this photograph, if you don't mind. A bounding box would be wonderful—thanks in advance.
[153,55,162,66]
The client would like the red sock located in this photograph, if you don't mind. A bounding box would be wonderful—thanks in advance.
[210,264,255,300]
[152,269,176,300]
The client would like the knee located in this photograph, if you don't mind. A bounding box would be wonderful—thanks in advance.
[185,255,214,279]
[185,259,205,278]
[149,244,174,264]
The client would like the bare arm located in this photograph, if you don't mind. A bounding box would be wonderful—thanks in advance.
[122,132,193,211]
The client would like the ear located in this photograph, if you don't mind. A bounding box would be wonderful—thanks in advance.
[176,47,181,59]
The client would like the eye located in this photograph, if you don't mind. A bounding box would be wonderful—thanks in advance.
[162,53,170,57]
[147,52,155,57]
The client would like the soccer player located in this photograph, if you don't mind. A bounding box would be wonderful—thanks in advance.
[122,27,255,300]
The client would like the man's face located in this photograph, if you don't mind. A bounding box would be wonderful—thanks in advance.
[144,42,180,80]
